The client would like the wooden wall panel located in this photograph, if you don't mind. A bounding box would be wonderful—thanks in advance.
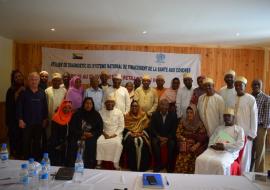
[14,42,266,93]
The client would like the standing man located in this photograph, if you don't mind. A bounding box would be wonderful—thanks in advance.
[190,75,206,105]
[197,77,225,137]
[134,74,158,116]
[134,77,141,90]
[234,76,258,173]
[251,79,270,172]
[219,70,236,108]
[61,72,71,90]
[96,95,124,170]
[104,74,130,114]
[155,75,166,101]
[99,70,111,91]
[39,71,49,91]
[17,72,48,160]
[176,73,194,119]
[150,99,178,172]
[84,75,104,111]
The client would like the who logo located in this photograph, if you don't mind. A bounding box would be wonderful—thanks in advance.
[155,53,166,64]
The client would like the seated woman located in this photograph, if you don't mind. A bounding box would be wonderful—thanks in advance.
[66,97,103,168]
[123,100,151,171]
[175,104,208,173]
[49,100,73,166]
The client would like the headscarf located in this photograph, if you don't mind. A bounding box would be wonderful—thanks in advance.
[79,97,100,124]
[52,100,73,125]
[182,104,204,131]
[66,76,84,109]
[124,101,149,133]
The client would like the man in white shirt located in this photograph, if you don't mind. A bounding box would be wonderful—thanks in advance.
[197,77,225,137]
[176,73,194,119]
[195,108,245,175]
[96,95,124,170]
[104,74,130,114]
[234,76,258,173]
[219,70,237,108]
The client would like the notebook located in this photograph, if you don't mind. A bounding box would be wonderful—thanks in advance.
[142,173,164,189]
[55,167,75,180]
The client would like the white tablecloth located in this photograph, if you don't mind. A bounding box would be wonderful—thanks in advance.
[0,160,264,190]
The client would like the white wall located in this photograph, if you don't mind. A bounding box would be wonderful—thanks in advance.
[0,36,13,102]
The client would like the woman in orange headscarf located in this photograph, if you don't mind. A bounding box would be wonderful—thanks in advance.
[49,100,73,166]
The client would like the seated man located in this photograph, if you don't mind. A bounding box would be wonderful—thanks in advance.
[96,94,124,170]
[195,108,245,175]
[150,99,178,172]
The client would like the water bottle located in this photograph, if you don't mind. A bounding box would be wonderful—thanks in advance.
[29,158,38,189]
[39,165,49,190]
[20,163,29,186]
[41,153,51,173]
[0,143,9,167]
[73,153,84,183]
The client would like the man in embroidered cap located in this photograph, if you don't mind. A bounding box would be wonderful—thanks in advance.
[96,93,124,170]
[234,76,258,174]
[219,70,237,108]
[251,79,270,172]
[134,74,158,116]
[190,75,206,105]
[99,70,111,90]
[39,71,49,91]
[176,73,194,119]
[155,74,166,100]
[197,77,225,137]
[103,73,130,114]
[195,108,245,175]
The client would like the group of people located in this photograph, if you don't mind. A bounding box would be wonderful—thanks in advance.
[5,69,270,175]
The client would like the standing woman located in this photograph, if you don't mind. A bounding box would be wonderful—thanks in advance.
[49,100,73,166]
[5,70,25,158]
[124,100,151,171]
[66,97,103,168]
[175,104,208,173]
[66,76,84,110]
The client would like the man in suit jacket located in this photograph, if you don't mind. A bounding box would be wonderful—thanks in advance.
[150,99,178,172]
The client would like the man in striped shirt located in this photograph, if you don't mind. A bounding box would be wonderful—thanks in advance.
[251,79,270,172]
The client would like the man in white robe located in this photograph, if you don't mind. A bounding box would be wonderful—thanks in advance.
[197,77,225,137]
[195,108,245,175]
[96,95,124,169]
[176,73,194,119]
[104,74,130,114]
[219,70,237,108]
[45,73,66,138]
[234,76,258,173]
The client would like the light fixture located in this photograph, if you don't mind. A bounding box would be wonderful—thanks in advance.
[142,30,147,34]
[236,32,240,36]
[50,28,56,32]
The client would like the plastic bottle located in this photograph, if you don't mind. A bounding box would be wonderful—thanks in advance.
[20,163,29,186]
[0,143,9,167]
[41,153,51,173]
[73,152,84,183]
[39,173,49,190]
[28,158,38,190]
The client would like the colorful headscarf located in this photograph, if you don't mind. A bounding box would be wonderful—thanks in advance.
[66,76,84,109]
[52,100,73,125]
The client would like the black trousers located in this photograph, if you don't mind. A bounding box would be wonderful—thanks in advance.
[7,123,23,158]
[151,137,175,172]
[22,125,43,160]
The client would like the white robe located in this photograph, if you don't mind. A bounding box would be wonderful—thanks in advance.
[219,86,237,108]
[234,93,258,173]
[176,86,194,118]
[195,125,245,175]
[96,108,124,163]
[104,86,130,114]
[197,93,225,136]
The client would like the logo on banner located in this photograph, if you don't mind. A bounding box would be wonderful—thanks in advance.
[155,53,165,63]
[72,53,83,60]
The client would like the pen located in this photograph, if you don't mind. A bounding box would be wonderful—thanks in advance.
[164,176,169,186]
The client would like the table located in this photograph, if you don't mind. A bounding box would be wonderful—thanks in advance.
[0,160,264,190]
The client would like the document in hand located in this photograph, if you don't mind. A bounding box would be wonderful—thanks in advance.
[142,173,164,189]
[214,130,235,144]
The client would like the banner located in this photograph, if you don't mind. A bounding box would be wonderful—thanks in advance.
[42,48,201,88]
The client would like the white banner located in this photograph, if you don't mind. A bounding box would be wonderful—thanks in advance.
[42,48,201,88]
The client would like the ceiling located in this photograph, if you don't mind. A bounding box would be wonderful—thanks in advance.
[1,0,270,47]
